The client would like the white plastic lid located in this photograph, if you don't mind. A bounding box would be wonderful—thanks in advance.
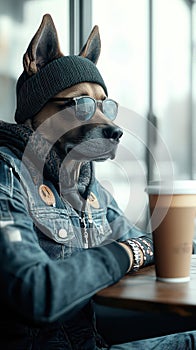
[145,180,196,195]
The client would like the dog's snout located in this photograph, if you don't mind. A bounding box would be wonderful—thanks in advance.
[103,125,123,141]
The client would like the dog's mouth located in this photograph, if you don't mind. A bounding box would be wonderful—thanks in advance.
[64,138,119,162]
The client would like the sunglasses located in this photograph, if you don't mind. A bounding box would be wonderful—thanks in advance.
[49,96,118,122]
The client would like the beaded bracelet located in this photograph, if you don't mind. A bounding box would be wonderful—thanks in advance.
[124,239,142,271]
[131,237,154,267]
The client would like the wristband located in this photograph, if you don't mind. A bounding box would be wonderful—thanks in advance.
[131,237,154,267]
[124,239,142,271]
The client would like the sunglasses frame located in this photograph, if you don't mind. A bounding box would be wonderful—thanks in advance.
[49,96,118,121]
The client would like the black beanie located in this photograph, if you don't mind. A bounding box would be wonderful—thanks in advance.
[15,55,108,124]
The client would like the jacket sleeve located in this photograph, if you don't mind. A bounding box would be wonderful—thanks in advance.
[0,160,129,324]
[94,180,155,266]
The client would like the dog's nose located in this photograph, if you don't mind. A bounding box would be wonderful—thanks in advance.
[103,125,123,141]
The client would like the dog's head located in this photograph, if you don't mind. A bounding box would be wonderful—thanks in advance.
[15,14,123,162]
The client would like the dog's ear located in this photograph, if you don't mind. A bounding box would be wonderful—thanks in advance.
[23,14,63,76]
[79,25,101,64]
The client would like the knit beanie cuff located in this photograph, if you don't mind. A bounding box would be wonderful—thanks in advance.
[15,55,108,123]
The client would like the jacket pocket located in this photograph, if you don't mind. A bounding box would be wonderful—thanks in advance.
[31,207,75,244]
[89,208,112,247]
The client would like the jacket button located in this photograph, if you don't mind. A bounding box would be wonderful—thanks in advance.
[58,228,67,238]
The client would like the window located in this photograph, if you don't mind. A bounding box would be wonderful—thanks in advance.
[92,0,195,231]
[92,0,149,231]
[153,0,192,180]
[0,0,69,122]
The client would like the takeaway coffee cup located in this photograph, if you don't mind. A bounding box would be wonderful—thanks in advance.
[146,180,196,283]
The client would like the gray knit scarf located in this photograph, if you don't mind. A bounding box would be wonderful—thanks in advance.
[0,120,94,210]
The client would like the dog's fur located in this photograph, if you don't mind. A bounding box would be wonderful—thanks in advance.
[23,14,123,182]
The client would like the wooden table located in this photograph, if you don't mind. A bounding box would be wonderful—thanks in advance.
[95,256,196,318]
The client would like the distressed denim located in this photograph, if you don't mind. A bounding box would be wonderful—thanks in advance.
[0,146,195,350]
[0,146,139,349]
[107,331,196,349]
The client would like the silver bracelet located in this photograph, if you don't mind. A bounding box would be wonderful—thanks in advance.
[124,239,142,271]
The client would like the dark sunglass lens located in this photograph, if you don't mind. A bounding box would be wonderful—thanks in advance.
[103,99,118,120]
[76,97,95,121]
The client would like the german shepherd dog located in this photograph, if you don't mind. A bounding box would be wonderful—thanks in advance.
[22,14,123,192]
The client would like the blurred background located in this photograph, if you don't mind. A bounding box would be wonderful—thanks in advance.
[0,0,195,232]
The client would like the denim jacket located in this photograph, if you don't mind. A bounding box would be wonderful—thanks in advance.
[0,145,150,349]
